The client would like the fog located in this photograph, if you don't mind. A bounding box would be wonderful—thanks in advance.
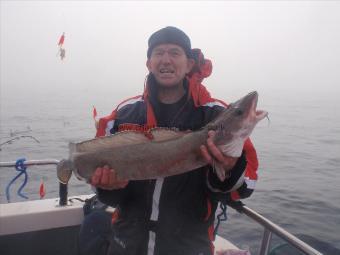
[1,1,340,107]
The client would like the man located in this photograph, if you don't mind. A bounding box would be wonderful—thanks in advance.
[85,26,258,255]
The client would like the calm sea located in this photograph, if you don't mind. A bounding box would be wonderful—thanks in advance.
[1,86,339,254]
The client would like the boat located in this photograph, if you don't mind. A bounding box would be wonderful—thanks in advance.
[0,159,323,255]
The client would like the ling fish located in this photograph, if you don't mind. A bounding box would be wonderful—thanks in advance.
[57,91,267,184]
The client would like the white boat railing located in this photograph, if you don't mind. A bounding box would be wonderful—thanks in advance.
[0,159,323,255]
[0,159,60,167]
[235,205,323,255]
[0,159,69,205]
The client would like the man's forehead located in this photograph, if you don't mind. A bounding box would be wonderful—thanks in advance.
[152,44,185,52]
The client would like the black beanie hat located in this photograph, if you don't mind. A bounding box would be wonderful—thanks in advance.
[147,26,192,58]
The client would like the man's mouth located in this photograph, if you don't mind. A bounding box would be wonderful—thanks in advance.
[160,68,175,74]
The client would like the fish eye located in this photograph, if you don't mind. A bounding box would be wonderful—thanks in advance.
[234,108,243,116]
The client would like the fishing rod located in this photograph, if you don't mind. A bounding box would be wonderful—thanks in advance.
[0,135,40,151]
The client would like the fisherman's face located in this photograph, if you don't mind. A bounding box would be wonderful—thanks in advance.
[146,44,194,88]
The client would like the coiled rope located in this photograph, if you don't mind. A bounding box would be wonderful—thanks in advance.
[5,158,29,202]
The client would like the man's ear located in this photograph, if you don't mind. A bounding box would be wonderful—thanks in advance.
[146,59,151,71]
[186,58,196,74]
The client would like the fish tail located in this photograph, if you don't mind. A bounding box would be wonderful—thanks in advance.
[57,159,73,184]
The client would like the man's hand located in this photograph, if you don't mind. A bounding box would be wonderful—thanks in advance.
[90,165,129,190]
[200,130,239,180]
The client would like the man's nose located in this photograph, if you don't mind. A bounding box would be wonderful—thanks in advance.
[160,52,171,63]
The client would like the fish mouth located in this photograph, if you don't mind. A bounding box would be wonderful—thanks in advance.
[248,92,268,121]
[233,91,268,122]
[236,91,258,113]
[256,110,268,122]
[249,91,258,107]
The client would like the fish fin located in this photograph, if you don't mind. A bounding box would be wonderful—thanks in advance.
[75,131,151,153]
[150,128,186,142]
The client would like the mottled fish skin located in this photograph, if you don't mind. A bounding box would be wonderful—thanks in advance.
[57,91,267,183]
[73,129,208,181]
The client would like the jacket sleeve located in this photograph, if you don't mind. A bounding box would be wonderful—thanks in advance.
[96,186,129,207]
[206,138,259,201]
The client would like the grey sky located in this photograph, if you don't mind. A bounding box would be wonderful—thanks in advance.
[1,1,340,104]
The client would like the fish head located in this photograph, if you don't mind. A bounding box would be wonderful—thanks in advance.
[210,91,268,157]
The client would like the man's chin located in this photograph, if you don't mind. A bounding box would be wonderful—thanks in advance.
[155,78,180,88]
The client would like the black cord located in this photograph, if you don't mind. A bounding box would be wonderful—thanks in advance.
[214,202,228,238]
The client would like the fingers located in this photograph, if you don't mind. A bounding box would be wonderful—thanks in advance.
[91,167,103,186]
[90,166,129,190]
[100,165,112,186]
[200,130,218,164]
[200,145,212,164]
[202,130,239,172]
[109,167,116,186]
[206,131,225,163]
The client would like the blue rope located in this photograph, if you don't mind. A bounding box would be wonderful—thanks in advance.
[5,158,29,202]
